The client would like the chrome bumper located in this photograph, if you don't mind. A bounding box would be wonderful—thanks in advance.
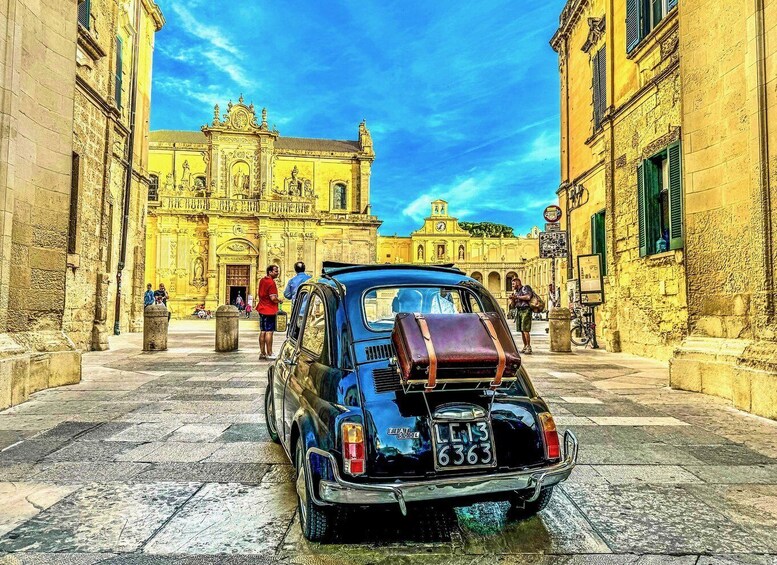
[305,430,578,516]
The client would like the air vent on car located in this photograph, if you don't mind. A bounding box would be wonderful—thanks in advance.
[365,343,395,362]
[373,367,402,393]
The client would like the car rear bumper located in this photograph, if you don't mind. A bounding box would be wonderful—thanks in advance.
[306,430,578,516]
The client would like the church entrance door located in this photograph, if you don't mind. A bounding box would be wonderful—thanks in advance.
[225,265,250,307]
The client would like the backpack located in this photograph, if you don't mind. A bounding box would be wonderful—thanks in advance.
[529,292,545,313]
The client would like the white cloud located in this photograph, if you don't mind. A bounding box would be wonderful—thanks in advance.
[520,130,560,164]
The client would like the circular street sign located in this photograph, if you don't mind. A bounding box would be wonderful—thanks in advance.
[544,205,562,223]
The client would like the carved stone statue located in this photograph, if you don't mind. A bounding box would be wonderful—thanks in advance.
[287,166,303,196]
[231,161,250,198]
[181,160,191,188]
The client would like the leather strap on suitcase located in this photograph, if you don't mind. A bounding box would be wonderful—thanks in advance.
[414,313,438,391]
[477,313,506,389]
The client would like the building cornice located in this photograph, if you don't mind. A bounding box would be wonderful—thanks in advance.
[142,0,165,31]
[550,0,590,52]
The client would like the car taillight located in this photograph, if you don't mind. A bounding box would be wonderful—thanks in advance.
[342,422,365,476]
[538,412,561,460]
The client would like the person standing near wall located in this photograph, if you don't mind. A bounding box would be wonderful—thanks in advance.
[258,265,283,360]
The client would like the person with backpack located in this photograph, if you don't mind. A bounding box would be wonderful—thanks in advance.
[509,277,534,354]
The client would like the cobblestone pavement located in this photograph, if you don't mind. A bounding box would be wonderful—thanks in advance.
[1,320,776,564]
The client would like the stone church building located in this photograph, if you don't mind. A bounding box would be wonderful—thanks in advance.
[146,99,381,317]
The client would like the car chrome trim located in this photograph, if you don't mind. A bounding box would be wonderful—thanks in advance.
[306,430,578,517]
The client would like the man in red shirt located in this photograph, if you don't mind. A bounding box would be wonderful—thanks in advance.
[257,264,283,360]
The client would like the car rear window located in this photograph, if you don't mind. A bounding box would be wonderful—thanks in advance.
[363,286,483,331]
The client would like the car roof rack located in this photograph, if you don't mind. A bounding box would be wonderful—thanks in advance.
[321,261,463,277]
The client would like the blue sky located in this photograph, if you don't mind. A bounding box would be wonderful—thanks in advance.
[150,0,565,236]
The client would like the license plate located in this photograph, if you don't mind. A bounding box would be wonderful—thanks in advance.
[432,420,496,471]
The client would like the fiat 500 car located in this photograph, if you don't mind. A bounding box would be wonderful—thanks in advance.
[265,263,578,542]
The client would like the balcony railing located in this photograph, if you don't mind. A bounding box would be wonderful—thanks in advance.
[158,197,313,216]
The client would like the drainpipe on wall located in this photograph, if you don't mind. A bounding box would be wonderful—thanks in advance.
[114,0,143,335]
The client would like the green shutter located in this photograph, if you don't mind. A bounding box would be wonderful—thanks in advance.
[637,163,648,257]
[115,36,123,109]
[592,211,607,276]
[667,0,678,10]
[78,0,90,29]
[626,0,640,52]
[592,47,607,129]
[667,141,684,250]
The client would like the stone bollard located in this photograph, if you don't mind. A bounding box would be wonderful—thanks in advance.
[548,307,572,353]
[143,304,169,352]
[215,305,240,352]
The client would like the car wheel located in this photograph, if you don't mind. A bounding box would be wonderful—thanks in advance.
[264,375,280,444]
[295,442,334,542]
[509,485,555,519]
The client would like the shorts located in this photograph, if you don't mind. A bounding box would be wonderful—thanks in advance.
[516,308,532,333]
[259,314,277,332]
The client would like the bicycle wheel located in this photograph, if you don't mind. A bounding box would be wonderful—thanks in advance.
[570,318,590,346]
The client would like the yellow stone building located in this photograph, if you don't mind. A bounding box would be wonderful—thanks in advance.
[377,200,549,307]
[146,100,381,317]
[552,0,777,419]
[551,0,685,360]
[0,0,163,409]
[66,0,164,350]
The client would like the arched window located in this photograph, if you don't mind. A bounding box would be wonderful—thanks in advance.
[332,183,346,210]
[148,174,159,201]
[194,175,206,190]
[471,271,483,283]
[488,272,501,294]
[506,271,518,292]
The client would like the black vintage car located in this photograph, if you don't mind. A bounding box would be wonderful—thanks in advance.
[265,263,578,541]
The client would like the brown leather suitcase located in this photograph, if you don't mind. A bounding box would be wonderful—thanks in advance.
[392,312,521,390]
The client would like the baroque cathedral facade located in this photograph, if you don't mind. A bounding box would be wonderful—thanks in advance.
[146,98,380,316]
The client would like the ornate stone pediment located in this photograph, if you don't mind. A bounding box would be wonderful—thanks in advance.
[581,17,606,53]
[203,94,270,134]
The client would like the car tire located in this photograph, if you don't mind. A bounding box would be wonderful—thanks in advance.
[509,485,554,519]
[295,442,334,542]
[264,374,280,444]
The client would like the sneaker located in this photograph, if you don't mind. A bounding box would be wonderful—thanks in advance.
[259,354,267,360]
[266,354,278,361]
[524,346,533,355]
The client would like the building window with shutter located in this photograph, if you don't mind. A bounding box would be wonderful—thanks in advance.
[148,174,159,201]
[591,210,607,275]
[114,36,123,109]
[592,45,607,130]
[626,0,678,53]
[77,0,90,30]
[68,153,81,255]
[637,141,683,256]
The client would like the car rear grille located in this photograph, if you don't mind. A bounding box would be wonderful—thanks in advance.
[373,367,402,393]
[365,343,395,362]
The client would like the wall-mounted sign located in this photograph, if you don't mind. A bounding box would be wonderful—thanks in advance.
[543,205,563,223]
[577,254,604,306]
[539,231,568,258]
[545,222,561,232]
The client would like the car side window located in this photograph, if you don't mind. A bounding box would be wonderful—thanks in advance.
[289,290,309,342]
[300,293,326,357]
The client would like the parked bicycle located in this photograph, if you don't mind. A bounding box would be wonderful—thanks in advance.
[570,305,596,347]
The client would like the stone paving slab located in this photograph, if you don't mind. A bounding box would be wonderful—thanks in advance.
[143,483,296,554]
[0,483,201,553]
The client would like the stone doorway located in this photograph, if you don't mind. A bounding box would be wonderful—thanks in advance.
[225,265,250,307]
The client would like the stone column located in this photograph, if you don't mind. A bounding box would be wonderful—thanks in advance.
[215,305,239,352]
[143,304,169,351]
[549,307,572,353]
[205,228,217,308]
